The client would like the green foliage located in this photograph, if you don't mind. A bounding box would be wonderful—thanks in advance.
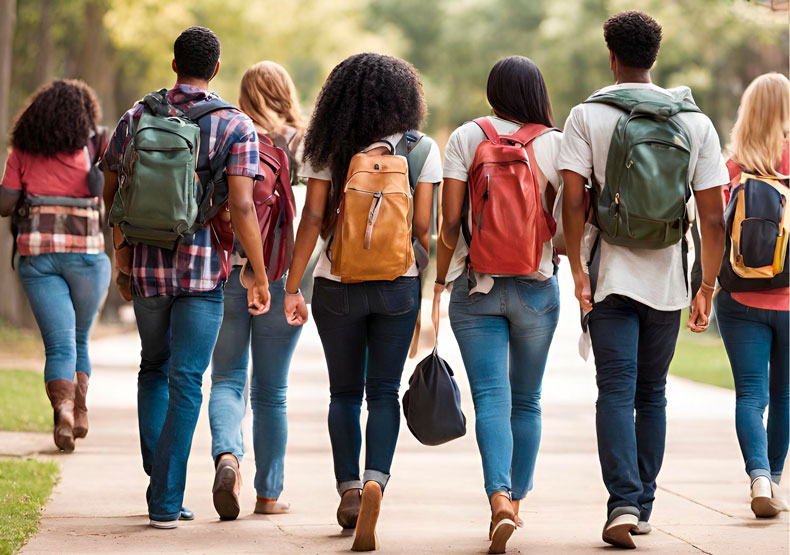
[7,0,789,143]
[0,370,50,433]
[0,458,59,555]
[0,320,40,359]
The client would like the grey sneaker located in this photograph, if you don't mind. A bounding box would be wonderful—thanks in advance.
[631,521,652,535]
[149,519,178,529]
[602,507,639,549]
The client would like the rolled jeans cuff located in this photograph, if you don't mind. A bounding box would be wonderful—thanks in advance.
[363,470,390,492]
[771,473,782,485]
[749,468,772,482]
[337,480,363,497]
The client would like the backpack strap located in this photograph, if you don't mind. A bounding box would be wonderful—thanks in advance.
[186,99,238,178]
[473,117,499,142]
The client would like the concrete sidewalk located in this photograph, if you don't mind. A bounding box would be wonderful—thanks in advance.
[22,265,789,554]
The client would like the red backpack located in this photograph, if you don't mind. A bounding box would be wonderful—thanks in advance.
[462,118,557,276]
[213,135,296,281]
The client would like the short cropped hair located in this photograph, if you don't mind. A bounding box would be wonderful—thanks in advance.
[603,11,662,70]
[173,26,220,81]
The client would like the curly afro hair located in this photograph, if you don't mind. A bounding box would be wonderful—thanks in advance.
[11,79,101,157]
[174,26,220,81]
[603,11,663,70]
[302,52,427,237]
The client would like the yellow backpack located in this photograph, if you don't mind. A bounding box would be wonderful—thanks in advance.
[719,172,790,292]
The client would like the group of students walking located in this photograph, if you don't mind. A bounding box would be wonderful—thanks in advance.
[1,9,788,553]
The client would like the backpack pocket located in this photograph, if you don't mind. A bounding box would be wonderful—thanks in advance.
[739,218,779,268]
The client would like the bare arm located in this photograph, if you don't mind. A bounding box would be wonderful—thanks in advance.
[283,178,330,325]
[435,177,466,285]
[228,174,270,314]
[561,169,592,312]
[412,181,434,254]
[102,169,118,225]
[688,185,725,332]
[0,187,20,217]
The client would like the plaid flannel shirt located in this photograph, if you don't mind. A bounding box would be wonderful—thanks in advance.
[102,84,259,297]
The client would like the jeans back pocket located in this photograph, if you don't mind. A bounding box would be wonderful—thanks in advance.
[515,277,559,315]
[313,278,349,316]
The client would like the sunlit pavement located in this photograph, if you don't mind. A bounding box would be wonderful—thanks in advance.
[22,264,789,554]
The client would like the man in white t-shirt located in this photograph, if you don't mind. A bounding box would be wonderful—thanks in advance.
[559,10,727,549]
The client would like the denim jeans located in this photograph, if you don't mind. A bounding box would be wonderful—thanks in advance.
[133,285,224,522]
[18,253,111,382]
[715,289,789,484]
[311,276,420,494]
[588,294,680,522]
[208,270,301,498]
[449,275,560,500]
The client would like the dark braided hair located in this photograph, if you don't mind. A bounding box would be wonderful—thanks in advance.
[174,26,220,81]
[302,53,427,237]
[10,79,101,157]
[603,11,663,70]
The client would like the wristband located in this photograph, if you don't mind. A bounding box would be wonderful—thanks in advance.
[700,281,716,293]
[435,279,446,286]
[285,288,302,296]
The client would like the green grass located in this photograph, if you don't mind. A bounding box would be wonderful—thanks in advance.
[669,314,734,390]
[0,458,59,555]
[0,371,50,433]
[0,320,40,360]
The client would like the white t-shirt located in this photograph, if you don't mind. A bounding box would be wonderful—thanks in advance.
[558,82,730,311]
[299,133,443,281]
[443,116,563,289]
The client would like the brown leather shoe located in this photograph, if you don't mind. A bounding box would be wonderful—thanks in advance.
[254,497,290,514]
[336,488,361,529]
[212,454,241,520]
[351,482,382,551]
[73,372,89,439]
[45,379,75,452]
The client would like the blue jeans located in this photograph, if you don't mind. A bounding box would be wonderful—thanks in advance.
[18,253,111,382]
[311,276,420,494]
[449,275,560,500]
[133,285,224,522]
[209,270,301,498]
[588,294,680,522]
[715,289,789,484]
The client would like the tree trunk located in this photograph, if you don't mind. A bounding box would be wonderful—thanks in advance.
[0,0,33,327]
[34,0,54,86]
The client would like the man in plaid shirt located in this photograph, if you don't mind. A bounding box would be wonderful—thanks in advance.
[102,26,271,529]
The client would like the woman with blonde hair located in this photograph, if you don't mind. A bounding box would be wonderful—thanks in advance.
[716,72,790,518]
[207,60,303,520]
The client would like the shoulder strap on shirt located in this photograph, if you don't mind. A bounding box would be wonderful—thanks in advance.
[187,98,239,179]
[473,117,499,142]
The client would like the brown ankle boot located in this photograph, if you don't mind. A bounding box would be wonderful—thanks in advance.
[73,372,89,439]
[46,379,76,452]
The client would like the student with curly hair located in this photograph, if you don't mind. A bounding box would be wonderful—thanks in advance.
[560,11,728,548]
[283,53,441,551]
[0,79,111,452]
[208,60,304,520]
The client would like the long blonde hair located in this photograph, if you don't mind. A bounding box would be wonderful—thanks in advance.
[239,61,304,138]
[730,72,790,177]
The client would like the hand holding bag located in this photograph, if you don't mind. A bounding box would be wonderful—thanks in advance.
[402,291,466,446]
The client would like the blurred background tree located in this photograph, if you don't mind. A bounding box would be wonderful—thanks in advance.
[0,0,787,325]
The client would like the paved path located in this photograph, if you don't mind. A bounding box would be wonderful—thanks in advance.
[22,265,789,554]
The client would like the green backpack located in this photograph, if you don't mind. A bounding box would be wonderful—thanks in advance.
[110,90,235,249]
[584,87,700,250]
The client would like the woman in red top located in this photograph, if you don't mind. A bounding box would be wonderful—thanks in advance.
[0,79,111,453]
[715,72,790,517]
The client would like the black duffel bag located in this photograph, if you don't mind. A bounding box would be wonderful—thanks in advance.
[402,297,466,446]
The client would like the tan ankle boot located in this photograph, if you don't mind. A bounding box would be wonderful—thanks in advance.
[352,482,382,551]
[337,488,361,529]
[46,379,75,452]
[73,372,89,439]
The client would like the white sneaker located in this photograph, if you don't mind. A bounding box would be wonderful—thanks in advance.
[751,476,780,518]
[602,511,638,549]
[631,521,652,535]
[149,519,178,529]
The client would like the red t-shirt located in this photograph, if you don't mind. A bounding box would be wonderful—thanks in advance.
[1,148,91,196]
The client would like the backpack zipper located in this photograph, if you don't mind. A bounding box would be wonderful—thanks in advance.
[478,175,490,232]
[364,192,383,249]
